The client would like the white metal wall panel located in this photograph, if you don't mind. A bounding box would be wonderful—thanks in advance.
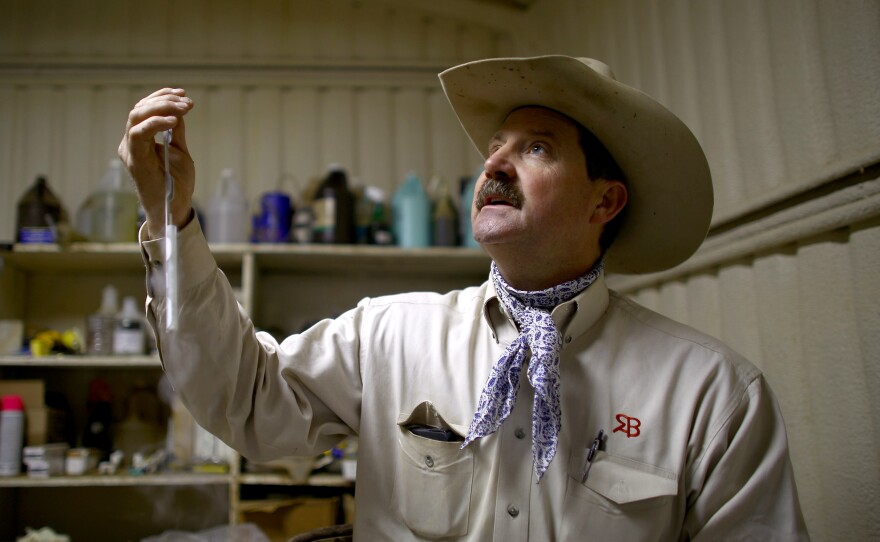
[626,221,880,542]
[0,0,504,240]
[532,0,880,225]
[540,2,880,539]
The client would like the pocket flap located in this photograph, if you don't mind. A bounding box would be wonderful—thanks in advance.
[584,452,678,504]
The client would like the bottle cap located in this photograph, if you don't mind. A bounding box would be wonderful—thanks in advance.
[1,395,25,411]
[121,296,140,318]
[99,285,119,314]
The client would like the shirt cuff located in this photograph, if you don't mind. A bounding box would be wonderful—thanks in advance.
[139,216,217,298]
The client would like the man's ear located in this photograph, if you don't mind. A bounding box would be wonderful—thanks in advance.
[589,180,628,225]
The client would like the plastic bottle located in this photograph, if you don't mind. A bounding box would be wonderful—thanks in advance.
[16,175,64,244]
[86,285,119,355]
[0,395,25,476]
[353,184,372,245]
[392,171,432,248]
[205,169,249,244]
[365,187,393,246]
[113,296,145,355]
[460,170,481,248]
[432,178,458,247]
[312,164,354,244]
[89,159,139,243]
[82,379,113,462]
[292,205,314,244]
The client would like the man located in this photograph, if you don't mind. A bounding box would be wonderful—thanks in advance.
[120,55,808,540]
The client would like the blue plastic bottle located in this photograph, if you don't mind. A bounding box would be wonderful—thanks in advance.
[392,172,431,248]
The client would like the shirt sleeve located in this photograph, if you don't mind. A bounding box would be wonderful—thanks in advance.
[139,218,362,462]
[683,374,810,541]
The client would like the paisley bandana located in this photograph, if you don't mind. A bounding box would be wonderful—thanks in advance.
[462,258,605,481]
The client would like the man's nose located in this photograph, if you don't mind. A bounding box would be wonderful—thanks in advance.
[483,147,516,181]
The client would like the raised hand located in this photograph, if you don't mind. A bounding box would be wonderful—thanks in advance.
[118,88,195,239]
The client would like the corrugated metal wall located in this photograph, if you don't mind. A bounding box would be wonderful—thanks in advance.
[2,0,879,540]
[533,1,879,540]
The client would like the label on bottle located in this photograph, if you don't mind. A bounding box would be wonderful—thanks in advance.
[113,327,144,355]
[312,197,337,237]
[18,227,55,244]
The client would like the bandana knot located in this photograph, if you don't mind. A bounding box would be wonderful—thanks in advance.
[462,259,604,481]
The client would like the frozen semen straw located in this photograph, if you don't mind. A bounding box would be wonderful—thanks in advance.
[163,129,178,331]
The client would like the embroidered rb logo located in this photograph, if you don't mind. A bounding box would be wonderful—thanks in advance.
[613,413,641,438]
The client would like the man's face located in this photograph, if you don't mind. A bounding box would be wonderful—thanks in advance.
[471,107,605,263]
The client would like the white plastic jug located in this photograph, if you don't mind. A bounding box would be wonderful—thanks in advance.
[88,159,139,242]
[205,169,249,244]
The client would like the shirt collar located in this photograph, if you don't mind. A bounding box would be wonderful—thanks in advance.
[482,270,610,348]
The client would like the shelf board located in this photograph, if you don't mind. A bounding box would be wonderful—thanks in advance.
[252,244,490,276]
[238,473,352,487]
[0,355,161,368]
[2,242,491,277]
[0,472,231,488]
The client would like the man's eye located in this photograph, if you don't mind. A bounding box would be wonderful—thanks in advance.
[529,143,547,154]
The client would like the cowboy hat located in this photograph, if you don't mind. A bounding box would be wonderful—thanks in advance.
[439,55,713,274]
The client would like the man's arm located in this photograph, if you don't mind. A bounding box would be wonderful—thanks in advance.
[126,89,362,460]
[684,376,810,541]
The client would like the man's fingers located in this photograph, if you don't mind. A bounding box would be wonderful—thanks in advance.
[142,87,187,101]
[124,98,193,160]
[170,114,190,155]
[128,115,180,147]
[127,93,192,134]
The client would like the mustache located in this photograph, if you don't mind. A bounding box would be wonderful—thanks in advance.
[475,178,524,211]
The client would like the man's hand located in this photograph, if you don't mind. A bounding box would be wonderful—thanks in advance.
[118,88,195,240]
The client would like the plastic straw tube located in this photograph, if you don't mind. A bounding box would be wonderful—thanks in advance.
[163,130,178,331]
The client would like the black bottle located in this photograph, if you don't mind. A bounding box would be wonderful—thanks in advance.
[312,164,354,244]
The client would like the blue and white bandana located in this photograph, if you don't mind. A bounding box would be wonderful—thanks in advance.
[462,258,605,481]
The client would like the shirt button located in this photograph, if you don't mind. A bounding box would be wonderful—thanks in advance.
[507,504,519,517]
[565,336,572,344]
[425,456,434,468]
[514,428,525,439]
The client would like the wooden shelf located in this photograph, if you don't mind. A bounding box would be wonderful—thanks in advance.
[1,242,490,276]
[1,238,483,531]
[238,473,352,488]
[0,472,231,488]
[0,355,160,368]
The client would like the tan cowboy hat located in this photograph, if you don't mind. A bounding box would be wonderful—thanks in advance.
[439,55,713,274]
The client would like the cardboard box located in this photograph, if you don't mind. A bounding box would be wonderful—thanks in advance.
[25,406,49,445]
[240,497,340,542]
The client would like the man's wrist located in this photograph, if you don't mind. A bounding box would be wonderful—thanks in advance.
[145,207,195,240]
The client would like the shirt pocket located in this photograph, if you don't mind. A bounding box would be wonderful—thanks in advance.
[392,406,474,539]
[562,450,680,541]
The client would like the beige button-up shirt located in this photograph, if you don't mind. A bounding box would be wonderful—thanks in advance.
[142,220,808,541]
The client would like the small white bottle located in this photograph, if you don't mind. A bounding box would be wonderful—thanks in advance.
[205,168,249,244]
[0,395,25,476]
[113,296,145,355]
[87,285,118,355]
